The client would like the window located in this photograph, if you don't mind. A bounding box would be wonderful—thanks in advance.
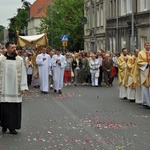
[87,10,90,29]
[127,0,132,13]
[85,10,88,29]
[97,42,100,51]
[140,0,147,11]
[109,0,113,17]
[121,0,127,15]
[113,37,116,53]
[92,9,95,28]
[114,0,116,17]
[121,37,126,48]
[109,37,113,52]
[86,42,90,51]
[100,5,104,26]
[97,9,100,27]
[140,36,147,49]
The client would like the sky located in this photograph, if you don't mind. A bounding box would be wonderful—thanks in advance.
[0,0,36,28]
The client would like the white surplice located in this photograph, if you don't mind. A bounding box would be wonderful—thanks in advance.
[139,64,150,106]
[119,64,127,99]
[36,53,50,92]
[142,86,150,106]
[51,54,66,91]
[127,75,136,100]
[135,85,142,104]
[0,55,28,103]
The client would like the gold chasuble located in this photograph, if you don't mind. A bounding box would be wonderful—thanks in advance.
[118,54,130,86]
[126,55,139,89]
[132,56,140,87]
[137,49,150,87]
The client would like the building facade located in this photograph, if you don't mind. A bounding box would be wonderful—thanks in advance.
[84,0,150,53]
[84,0,106,52]
[28,0,52,35]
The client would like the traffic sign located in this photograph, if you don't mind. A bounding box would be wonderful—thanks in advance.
[61,34,68,42]
[62,42,68,47]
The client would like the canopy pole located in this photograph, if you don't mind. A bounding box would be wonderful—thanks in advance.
[16,30,20,50]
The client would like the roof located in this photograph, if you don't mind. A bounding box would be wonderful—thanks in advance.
[30,0,52,18]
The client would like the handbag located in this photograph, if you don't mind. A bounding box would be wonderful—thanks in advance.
[95,72,99,78]
[71,71,74,77]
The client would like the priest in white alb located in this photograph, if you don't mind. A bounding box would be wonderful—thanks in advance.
[51,48,66,94]
[36,46,50,94]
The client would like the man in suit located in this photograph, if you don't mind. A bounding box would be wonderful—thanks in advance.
[103,53,113,87]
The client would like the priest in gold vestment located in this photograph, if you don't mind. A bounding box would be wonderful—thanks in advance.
[137,42,150,108]
[126,54,136,101]
[118,48,130,99]
[132,49,142,104]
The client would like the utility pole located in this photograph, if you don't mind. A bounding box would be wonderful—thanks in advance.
[116,0,119,52]
[131,0,135,52]
[50,4,53,48]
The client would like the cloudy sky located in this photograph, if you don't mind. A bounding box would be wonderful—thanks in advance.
[0,0,35,28]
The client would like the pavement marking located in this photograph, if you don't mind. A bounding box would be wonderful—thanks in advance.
[52,97,117,150]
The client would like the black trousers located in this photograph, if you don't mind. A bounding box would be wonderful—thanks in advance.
[27,74,32,86]
[0,103,21,129]
[104,71,112,85]
[98,66,103,85]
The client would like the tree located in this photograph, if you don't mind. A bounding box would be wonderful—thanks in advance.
[39,0,84,51]
[8,2,30,42]
[0,25,5,42]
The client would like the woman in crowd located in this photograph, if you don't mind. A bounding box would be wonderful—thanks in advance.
[72,53,83,86]
[64,53,72,85]
[89,53,100,87]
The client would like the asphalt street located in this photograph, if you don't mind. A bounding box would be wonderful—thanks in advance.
[0,79,150,150]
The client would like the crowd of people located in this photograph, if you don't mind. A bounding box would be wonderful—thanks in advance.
[14,47,119,91]
[0,40,150,135]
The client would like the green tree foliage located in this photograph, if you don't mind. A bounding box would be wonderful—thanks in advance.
[0,25,5,42]
[9,2,30,42]
[40,0,84,51]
